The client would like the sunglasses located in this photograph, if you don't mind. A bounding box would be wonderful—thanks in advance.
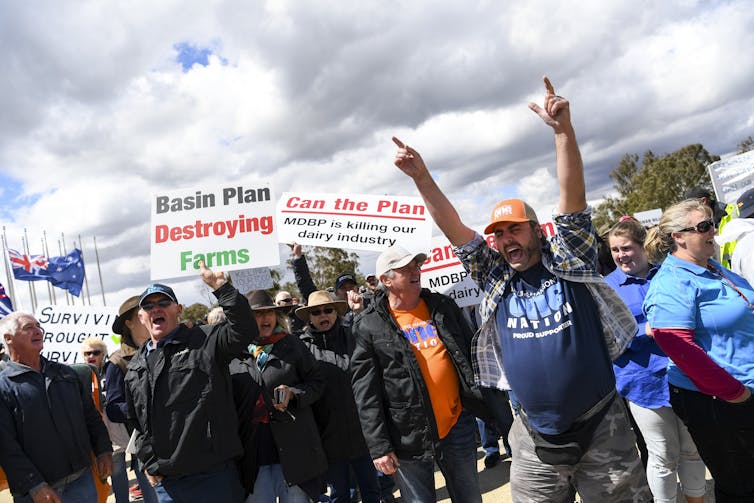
[678,219,715,234]
[141,299,174,311]
[83,350,103,357]
[310,308,335,317]
[278,298,293,304]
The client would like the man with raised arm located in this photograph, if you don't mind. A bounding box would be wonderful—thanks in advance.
[125,262,257,503]
[393,77,651,502]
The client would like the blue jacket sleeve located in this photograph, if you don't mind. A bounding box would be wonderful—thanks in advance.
[104,362,129,423]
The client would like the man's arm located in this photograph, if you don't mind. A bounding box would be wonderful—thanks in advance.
[528,76,586,214]
[290,243,317,304]
[392,137,475,246]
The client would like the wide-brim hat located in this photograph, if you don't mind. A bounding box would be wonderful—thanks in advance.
[246,290,291,311]
[112,295,139,342]
[295,290,348,321]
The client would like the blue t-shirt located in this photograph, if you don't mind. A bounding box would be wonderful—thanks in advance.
[497,262,615,434]
[605,267,669,409]
[643,255,754,392]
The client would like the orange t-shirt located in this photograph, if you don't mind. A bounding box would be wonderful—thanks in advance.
[391,300,461,439]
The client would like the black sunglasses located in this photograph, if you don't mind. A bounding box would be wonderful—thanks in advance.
[83,350,103,357]
[141,299,174,311]
[678,219,715,234]
[278,298,293,304]
[310,308,335,317]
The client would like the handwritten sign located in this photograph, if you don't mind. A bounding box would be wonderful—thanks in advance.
[276,192,432,251]
[708,150,754,205]
[229,267,274,294]
[149,183,280,280]
[35,305,119,364]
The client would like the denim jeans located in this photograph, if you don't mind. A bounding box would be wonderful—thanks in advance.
[111,452,130,503]
[15,469,98,503]
[479,386,513,456]
[670,384,754,502]
[394,411,481,503]
[327,453,380,503]
[247,464,311,503]
[133,461,159,503]
[153,462,244,503]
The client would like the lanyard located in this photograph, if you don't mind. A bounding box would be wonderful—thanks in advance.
[707,263,754,311]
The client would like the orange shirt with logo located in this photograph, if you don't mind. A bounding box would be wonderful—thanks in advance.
[390,300,461,438]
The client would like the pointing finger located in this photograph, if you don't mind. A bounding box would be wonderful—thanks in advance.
[392,136,405,148]
[543,76,555,95]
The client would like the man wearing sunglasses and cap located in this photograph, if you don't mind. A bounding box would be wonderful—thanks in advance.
[350,245,490,503]
[391,78,650,502]
[124,262,257,503]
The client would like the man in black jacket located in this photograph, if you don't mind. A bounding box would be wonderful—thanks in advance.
[125,262,257,503]
[351,246,488,503]
[0,312,113,502]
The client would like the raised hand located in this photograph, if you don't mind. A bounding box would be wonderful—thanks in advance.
[392,136,429,180]
[199,261,227,290]
[528,76,573,134]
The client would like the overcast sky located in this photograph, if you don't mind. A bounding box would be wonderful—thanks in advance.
[1,0,753,311]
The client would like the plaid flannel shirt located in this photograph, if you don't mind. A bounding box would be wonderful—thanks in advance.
[454,206,637,390]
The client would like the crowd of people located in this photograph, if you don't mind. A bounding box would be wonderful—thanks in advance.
[0,77,753,503]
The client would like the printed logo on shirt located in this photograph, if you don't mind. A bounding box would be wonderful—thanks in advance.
[505,279,573,340]
[400,320,442,350]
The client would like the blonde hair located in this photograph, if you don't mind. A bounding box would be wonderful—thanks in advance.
[644,199,712,264]
[81,337,107,355]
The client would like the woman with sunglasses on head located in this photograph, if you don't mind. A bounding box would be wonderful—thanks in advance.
[296,291,381,503]
[231,290,327,503]
[606,218,706,503]
[643,198,754,502]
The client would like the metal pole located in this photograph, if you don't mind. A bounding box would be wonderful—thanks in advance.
[93,235,106,306]
[1,227,18,308]
[22,231,37,313]
[77,235,91,305]
[42,231,57,305]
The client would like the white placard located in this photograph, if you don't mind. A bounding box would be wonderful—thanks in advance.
[35,305,119,364]
[229,268,274,294]
[276,192,432,252]
[149,182,280,280]
[708,150,754,205]
[633,208,662,228]
[421,235,483,308]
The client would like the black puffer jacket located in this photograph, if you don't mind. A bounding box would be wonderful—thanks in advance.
[350,288,490,461]
[300,319,370,463]
[125,282,257,477]
[230,333,327,490]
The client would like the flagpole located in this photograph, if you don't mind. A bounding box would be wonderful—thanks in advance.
[77,234,92,305]
[1,227,18,309]
[93,235,106,306]
[42,231,57,305]
[22,230,37,313]
[58,237,71,306]
[41,237,54,306]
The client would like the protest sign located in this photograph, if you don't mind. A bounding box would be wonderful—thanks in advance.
[35,305,119,364]
[150,182,279,280]
[277,192,432,252]
[229,267,274,293]
[421,235,483,308]
[633,208,662,228]
[708,149,754,205]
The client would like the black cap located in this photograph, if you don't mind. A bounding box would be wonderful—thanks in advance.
[737,188,754,219]
[335,273,357,290]
[138,284,178,307]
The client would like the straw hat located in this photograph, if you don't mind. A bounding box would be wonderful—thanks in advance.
[295,290,347,321]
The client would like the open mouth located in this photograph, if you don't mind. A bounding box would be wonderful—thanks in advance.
[505,245,523,263]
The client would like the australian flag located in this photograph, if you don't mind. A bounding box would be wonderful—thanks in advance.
[8,248,85,296]
[0,282,12,319]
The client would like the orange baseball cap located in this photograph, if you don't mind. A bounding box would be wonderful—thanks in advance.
[483,198,539,234]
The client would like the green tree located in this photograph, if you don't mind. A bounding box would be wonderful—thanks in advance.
[285,246,363,294]
[738,135,754,154]
[180,302,210,323]
[593,144,720,231]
